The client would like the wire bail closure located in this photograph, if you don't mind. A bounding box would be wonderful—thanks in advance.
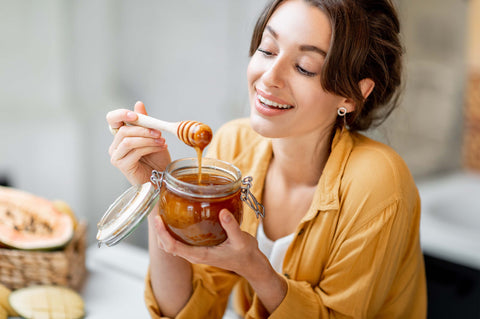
[241,176,265,218]
[150,170,164,193]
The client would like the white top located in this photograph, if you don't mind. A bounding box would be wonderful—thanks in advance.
[256,223,295,273]
[223,224,295,319]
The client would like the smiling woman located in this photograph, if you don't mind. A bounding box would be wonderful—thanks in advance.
[247,0,343,139]
[249,0,402,132]
[105,0,426,318]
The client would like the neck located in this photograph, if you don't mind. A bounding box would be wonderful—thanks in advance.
[269,127,334,187]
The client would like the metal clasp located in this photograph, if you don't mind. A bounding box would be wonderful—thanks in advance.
[241,176,265,219]
[150,170,164,195]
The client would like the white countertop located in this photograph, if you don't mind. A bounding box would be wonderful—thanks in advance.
[80,243,150,318]
[418,172,480,270]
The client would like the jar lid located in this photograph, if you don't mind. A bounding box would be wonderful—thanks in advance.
[96,180,160,247]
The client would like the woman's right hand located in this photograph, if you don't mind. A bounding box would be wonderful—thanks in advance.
[107,101,172,185]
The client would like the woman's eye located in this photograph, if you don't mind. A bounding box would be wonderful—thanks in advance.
[296,65,317,77]
[257,48,273,56]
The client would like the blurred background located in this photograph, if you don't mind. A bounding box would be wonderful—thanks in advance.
[0,0,479,317]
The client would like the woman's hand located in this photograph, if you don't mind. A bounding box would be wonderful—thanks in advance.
[154,209,258,274]
[107,101,172,185]
[153,209,288,314]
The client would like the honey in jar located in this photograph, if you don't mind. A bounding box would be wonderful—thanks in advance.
[158,158,245,246]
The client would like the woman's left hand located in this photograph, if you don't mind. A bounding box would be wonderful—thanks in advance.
[154,208,288,313]
[153,209,259,277]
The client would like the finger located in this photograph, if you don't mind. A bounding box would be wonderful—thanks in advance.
[154,216,184,256]
[219,209,243,243]
[106,109,138,129]
[111,144,167,171]
[111,125,164,150]
[108,125,164,156]
[152,217,166,250]
[153,216,211,262]
[154,216,169,239]
[111,133,166,157]
[134,101,148,115]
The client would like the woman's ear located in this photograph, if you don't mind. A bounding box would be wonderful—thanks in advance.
[339,78,376,113]
[341,99,356,113]
[359,78,375,100]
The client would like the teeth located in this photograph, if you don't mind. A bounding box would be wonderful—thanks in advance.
[258,95,292,109]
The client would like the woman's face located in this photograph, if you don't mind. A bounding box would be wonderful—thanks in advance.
[247,0,344,139]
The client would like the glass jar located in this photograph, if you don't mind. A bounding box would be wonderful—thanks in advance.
[96,158,264,247]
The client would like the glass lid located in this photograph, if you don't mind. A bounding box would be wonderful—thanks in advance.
[96,181,159,247]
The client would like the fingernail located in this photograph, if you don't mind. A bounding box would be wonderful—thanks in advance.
[150,129,161,137]
[127,111,136,120]
[222,211,231,223]
[154,138,165,144]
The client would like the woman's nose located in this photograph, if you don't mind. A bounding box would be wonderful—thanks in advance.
[261,58,286,88]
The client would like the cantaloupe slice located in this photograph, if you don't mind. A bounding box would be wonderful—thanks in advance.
[9,285,85,319]
[0,187,74,250]
[52,200,78,230]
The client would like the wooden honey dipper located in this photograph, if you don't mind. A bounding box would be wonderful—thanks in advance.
[129,113,213,151]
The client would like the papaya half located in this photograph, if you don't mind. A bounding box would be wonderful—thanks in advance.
[0,186,74,250]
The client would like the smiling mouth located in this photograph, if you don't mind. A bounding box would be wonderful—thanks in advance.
[257,94,293,109]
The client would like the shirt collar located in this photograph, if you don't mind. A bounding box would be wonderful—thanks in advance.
[302,127,354,221]
[234,138,272,234]
[236,127,354,226]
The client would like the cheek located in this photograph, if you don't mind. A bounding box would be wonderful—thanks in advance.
[247,56,261,90]
[298,89,343,119]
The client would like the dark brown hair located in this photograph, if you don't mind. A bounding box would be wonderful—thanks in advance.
[249,0,404,132]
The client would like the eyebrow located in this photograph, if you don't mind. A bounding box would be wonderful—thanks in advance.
[265,25,327,57]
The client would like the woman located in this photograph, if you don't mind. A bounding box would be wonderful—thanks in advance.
[107,0,427,318]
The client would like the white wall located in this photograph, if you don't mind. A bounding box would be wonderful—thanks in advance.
[0,0,267,247]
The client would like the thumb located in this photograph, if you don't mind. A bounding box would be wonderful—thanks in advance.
[219,209,242,242]
[134,101,148,115]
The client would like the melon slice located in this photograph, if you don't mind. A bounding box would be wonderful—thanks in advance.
[0,187,74,250]
[9,285,85,319]
[0,284,18,317]
[0,306,7,319]
[52,200,78,230]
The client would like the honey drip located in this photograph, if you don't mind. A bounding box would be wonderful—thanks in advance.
[195,146,203,184]
[186,123,212,184]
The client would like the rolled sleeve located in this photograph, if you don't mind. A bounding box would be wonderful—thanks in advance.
[268,280,328,319]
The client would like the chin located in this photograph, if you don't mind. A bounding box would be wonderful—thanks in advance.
[249,113,284,138]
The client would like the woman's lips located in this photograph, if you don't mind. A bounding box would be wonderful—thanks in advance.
[256,90,293,109]
[254,93,293,116]
[254,90,293,116]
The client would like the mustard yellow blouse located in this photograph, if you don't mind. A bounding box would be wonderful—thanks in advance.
[145,118,427,318]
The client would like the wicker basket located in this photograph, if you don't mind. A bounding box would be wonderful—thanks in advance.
[0,222,87,291]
